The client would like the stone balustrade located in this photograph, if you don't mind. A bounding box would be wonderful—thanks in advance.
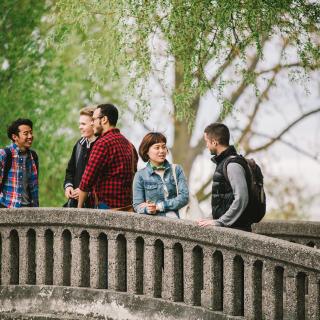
[0,208,319,319]
[253,220,320,248]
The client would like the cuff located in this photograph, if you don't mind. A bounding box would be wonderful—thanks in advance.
[156,201,165,212]
[64,183,73,189]
[216,220,225,227]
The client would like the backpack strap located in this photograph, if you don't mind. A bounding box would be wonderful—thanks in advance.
[222,155,249,185]
[30,150,39,175]
[0,148,13,192]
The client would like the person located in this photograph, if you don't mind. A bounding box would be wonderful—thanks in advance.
[198,123,252,231]
[133,132,189,218]
[0,118,39,208]
[78,103,138,210]
[63,106,97,208]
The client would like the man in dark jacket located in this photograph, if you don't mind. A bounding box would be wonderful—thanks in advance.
[63,106,97,207]
[198,123,252,232]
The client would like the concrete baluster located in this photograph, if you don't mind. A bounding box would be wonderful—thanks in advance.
[244,257,263,319]
[143,237,156,297]
[53,228,64,286]
[262,262,284,319]
[18,229,28,285]
[107,231,118,291]
[201,247,214,309]
[307,273,320,320]
[162,240,175,301]
[126,234,137,294]
[284,267,299,320]
[36,228,46,285]
[1,230,11,285]
[70,230,82,287]
[183,243,194,305]
[89,231,99,289]
[223,251,237,316]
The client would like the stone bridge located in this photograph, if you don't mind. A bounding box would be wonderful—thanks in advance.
[0,208,319,319]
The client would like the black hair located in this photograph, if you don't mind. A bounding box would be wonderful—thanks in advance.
[204,123,230,146]
[97,103,118,126]
[7,118,33,141]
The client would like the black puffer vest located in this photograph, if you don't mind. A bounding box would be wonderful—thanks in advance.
[211,146,251,230]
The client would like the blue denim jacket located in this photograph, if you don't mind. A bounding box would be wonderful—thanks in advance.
[133,160,189,215]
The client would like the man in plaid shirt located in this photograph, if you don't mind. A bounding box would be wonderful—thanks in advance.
[78,104,138,209]
[0,118,39,208]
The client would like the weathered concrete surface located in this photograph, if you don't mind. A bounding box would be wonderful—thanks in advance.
[0,285,241,320]
[253,220,320,247]
[1,209,320,319]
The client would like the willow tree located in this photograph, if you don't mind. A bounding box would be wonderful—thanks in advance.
[53,1,320,214]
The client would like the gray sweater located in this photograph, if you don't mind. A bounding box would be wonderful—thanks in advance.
[217,162,249,226]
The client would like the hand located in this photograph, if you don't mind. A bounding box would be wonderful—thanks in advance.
[198,218,221,227]
[72,188,80,200]
[146,201,157,214]
[65,186,74,199]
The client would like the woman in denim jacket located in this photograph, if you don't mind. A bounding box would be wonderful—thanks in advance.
[133,132,189,218]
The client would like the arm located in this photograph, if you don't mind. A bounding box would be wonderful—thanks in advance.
[217,163,249,226]
[64,142,77,189]
[79,141,107,193]
[158,165,189,212]
[78,190,88,208]
[132,172,148,214]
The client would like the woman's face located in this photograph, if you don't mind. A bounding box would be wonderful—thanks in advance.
[79,115,94,138]
[147,142,167,165]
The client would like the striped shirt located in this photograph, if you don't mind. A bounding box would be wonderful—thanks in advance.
[0,143,39,208]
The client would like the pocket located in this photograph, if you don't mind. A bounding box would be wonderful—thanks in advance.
[144,182,158,201]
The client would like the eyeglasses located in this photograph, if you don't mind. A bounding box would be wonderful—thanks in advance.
[92,115,104,122]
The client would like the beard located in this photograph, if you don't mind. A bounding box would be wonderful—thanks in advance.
[94,125,103,136]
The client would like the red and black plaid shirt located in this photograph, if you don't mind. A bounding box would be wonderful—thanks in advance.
[79,128,137,208]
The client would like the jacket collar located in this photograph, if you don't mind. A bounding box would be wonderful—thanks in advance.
[211,145,237,164]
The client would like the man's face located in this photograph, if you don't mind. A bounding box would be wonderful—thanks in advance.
[79,115,94,138]
[92,108,103,136]
[204,133,217,155]
[12,125,33,151]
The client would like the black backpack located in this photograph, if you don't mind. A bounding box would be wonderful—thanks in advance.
[223,155,266,223]
[0,147,39,192]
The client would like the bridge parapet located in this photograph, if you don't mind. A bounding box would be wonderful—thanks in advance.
[253,220,320,248]
[0,208,319,319]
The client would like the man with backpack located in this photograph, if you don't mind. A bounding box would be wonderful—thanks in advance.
[198,123,266,232]
[0,118,39,208]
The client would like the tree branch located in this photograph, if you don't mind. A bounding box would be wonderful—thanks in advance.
[248,131,320,163]
[246,107,320,154]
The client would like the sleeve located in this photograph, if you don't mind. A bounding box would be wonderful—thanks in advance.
[63,142,77,189]
[132,171,147,214]
[160,165,189,212]
[79,141,108,192]
[217,162,249,226]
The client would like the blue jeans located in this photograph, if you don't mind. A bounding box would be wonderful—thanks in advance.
[96,202,110,209]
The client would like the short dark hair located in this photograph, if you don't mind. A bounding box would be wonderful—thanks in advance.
[97,103,118,126]
[204,123,230,146]
[7,118,33,141]
[139,132,167,162]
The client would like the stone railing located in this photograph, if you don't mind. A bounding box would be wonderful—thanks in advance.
[253,220,320,248]
[0,208,319,319]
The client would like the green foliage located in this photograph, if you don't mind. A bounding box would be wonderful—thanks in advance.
[53,0,320,124]
[0,0,122,206]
